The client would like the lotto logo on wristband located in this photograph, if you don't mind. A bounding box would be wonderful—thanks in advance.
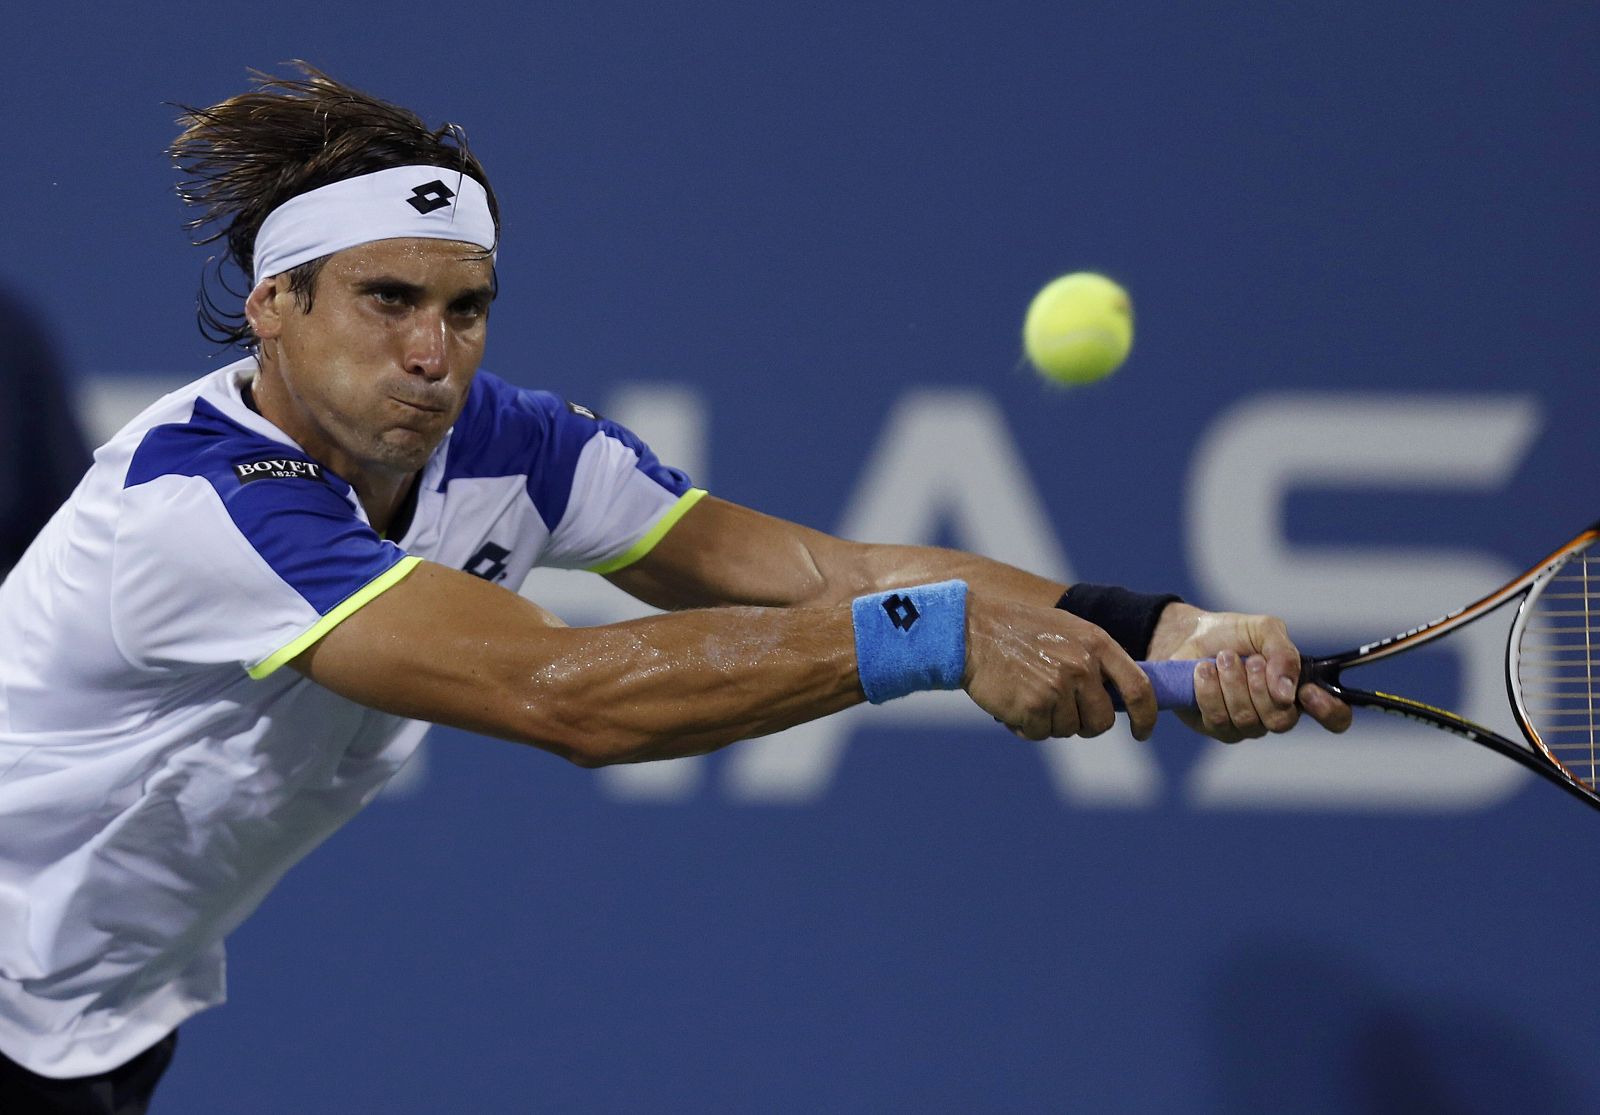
[882,595,920,631]
[852,580,967,704]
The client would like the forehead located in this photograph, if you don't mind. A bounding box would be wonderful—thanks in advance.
[321,238,495,286]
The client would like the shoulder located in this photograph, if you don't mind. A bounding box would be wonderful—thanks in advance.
[124,395,350,503]
[441,370,610,483]
[110,391,401,623]
[454,370,568,440]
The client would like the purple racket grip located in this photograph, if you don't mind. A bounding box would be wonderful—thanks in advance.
[1110,659,1206,712]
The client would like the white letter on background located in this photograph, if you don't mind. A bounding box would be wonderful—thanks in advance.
[1185,394,1540,810]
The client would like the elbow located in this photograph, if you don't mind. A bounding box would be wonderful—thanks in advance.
[532,721,635,769]
[483,659,641,767]
[541,717,710,770]
[562,741,625,769]
[515,698,642,769]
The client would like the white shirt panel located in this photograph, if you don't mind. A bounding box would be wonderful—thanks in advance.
[421,474,547,588]
[539,431,689,570]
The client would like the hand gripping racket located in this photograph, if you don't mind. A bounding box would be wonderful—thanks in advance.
[1129,523,1600,813]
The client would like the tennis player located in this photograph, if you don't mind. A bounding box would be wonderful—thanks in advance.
[0,66,1349,1112]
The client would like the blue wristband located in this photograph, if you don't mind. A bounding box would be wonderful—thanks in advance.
[851,580,969,704]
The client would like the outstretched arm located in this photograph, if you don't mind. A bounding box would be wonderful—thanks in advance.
[290,552,1163,765]
[606,496,1351,737]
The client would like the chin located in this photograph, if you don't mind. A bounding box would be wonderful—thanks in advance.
[372,432,438,473]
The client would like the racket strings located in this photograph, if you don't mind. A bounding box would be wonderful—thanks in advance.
[1517,550,1600,788]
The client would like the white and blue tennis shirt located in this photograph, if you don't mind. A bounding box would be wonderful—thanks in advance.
[0,358,703,1077]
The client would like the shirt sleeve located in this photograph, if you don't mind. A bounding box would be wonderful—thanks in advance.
[111,449,417,678]
[444,375,705,574]
[528,401,705,573]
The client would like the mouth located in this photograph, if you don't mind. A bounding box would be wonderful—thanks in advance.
[390,396,447,415]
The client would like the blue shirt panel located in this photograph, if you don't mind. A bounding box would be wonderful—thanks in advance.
[124,398,406,614]
[441,372,694,533]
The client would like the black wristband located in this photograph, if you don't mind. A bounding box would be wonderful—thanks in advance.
[1055,583,1183,660]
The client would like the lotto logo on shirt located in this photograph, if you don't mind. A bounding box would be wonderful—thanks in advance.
[232,458,328,484]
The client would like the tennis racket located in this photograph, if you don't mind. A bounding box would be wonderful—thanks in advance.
[1131,522,1600,813]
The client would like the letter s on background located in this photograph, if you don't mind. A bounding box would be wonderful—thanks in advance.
[1183,393,1542,812]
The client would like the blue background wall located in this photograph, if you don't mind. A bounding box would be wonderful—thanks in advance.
[5,2,1598,1110]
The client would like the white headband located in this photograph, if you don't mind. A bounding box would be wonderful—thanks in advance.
[251,165,497,286]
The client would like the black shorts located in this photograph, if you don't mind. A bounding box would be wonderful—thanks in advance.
[0,1030,176,1115]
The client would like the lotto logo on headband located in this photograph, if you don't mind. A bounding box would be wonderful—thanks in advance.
[406,180,455,215]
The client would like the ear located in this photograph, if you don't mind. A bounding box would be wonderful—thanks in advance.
[245,277,284,341]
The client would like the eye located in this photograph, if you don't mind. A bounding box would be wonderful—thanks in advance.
[450,297,490,322]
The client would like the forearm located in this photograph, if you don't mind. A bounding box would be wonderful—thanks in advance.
[824,540,1063,610]
[606,499,1064,613]
[296,565,864,766]
[510,606,863,765]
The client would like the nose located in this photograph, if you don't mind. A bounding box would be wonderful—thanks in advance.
[405,310,449,380]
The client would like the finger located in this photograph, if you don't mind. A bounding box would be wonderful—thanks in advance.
[1016,694,1055,741]
[1191,659,1243,743]
[1017,716,1052,741]
[1215,649,1264,738]
[1176,707,1241,744]
[996,715,1031,741]
[1246,654,1300,734]
[1299,682,1354,733]
[1249,616,1303,706]
[1074,678,1118,738]
[1045,688,1082,738]
[1100,647,1157,742]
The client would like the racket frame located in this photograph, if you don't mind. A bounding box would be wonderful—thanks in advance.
[1301,523,1600,813]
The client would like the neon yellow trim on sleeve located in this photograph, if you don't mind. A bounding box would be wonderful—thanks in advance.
[585,488,708,575]
[248,556,424,680]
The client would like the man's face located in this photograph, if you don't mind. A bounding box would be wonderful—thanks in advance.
[258,237,495,478]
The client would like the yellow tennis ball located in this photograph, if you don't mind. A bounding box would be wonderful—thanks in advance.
[1022,272,1133,385]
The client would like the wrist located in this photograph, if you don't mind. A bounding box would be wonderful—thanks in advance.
[1055,583,1183,660]
[851,580,968,703]
[1144,601,1202,661]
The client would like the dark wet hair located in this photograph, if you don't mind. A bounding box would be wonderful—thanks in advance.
[170,62,499,347]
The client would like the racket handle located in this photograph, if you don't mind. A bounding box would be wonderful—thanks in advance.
[1110,659,1205,712]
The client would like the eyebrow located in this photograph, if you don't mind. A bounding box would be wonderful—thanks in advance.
[352,277,496,304]
[353,276,424,298]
